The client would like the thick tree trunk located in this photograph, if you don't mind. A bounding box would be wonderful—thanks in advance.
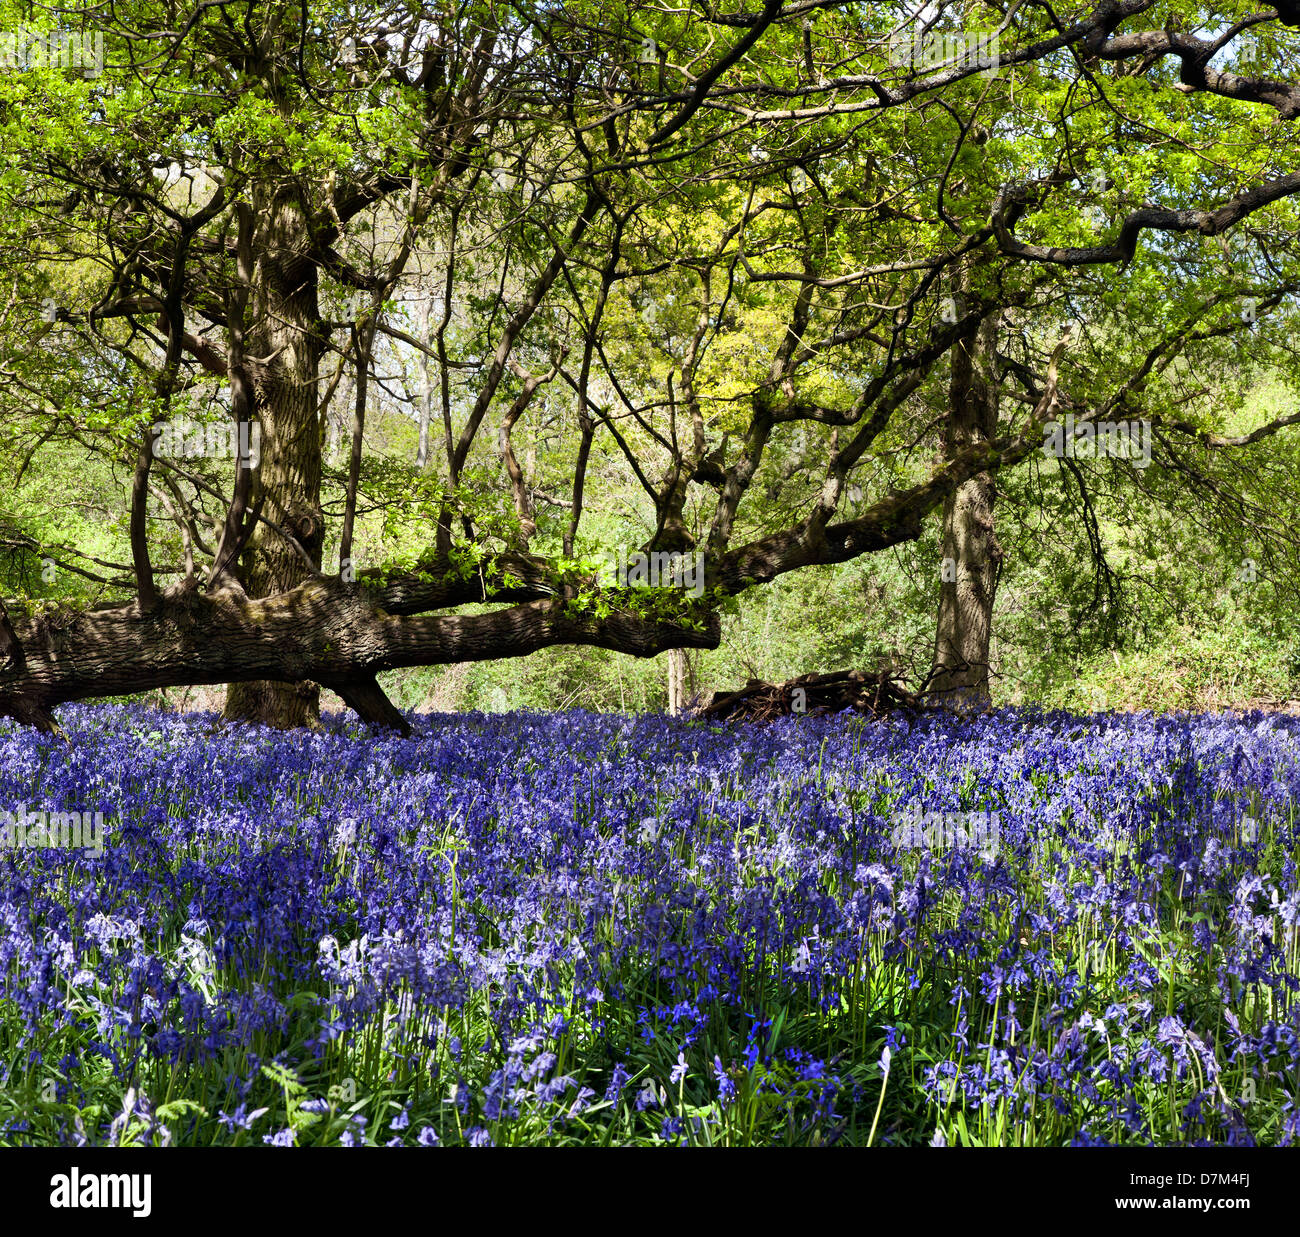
[930,283,1002,710]
[223,187,327,729]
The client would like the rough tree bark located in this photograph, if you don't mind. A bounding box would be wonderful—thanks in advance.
[222,187,327,730]
[930,272,1003,710]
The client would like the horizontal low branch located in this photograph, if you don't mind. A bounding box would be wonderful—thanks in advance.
[0,579,720,730]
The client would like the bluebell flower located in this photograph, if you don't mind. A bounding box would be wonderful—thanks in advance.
[216,1104,268,1132]
[713,1057,737,1105]
[604,1064,630,1103]
[660,1116,684,1141]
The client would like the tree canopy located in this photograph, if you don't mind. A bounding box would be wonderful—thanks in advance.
[2,0,1300,730]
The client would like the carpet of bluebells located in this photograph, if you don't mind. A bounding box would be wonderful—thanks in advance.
[1,703,1298,1147]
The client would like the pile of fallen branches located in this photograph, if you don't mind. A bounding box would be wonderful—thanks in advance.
[695,669,931,723]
